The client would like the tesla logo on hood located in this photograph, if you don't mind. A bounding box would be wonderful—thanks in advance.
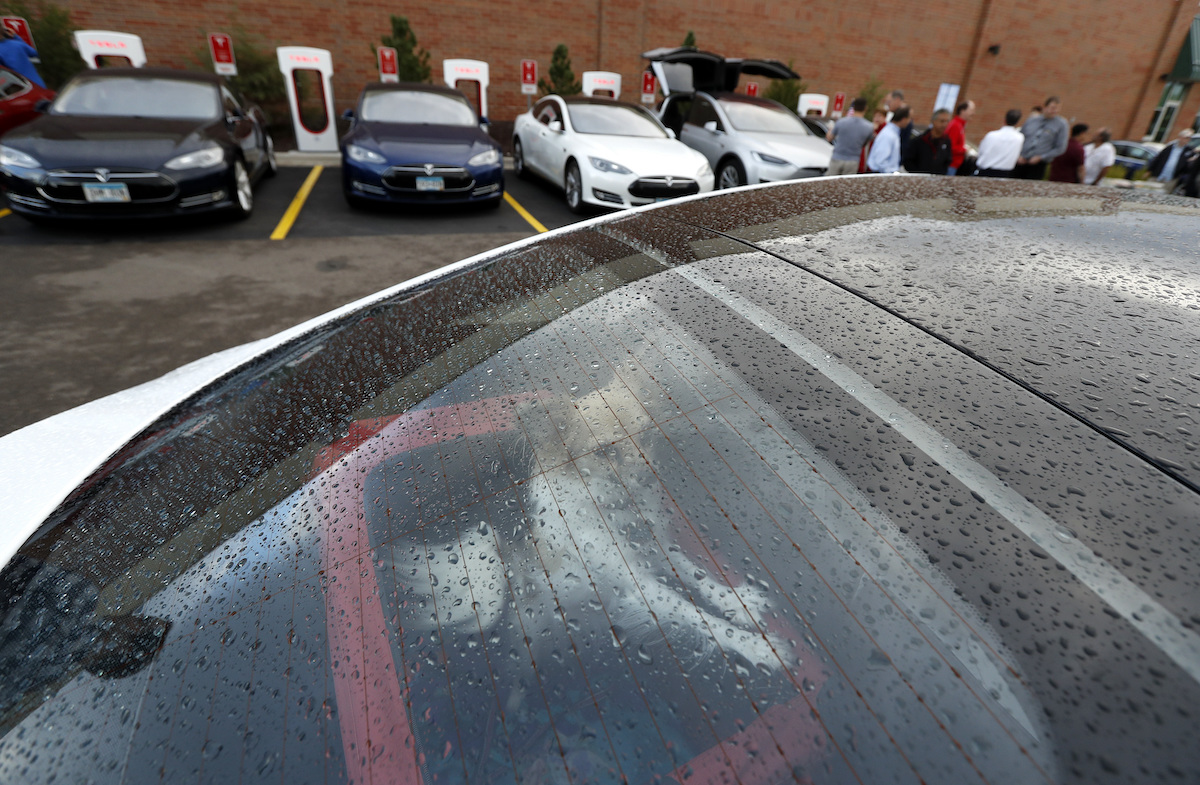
[95,168,111,183]
[665,176,674,187]
[424,164,435,175]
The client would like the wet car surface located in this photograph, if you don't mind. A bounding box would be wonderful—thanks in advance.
[1,177,1198,784]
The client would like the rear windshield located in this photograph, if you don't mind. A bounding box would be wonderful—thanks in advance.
[2,182,1198,785]
[360,90,476,125]
[52,77,220,120]
[721,99,812,134]
[567,102,667,137]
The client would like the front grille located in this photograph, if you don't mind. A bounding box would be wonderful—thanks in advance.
[38,170,179,204]
[628,176,700,199]
[382,165,474,192]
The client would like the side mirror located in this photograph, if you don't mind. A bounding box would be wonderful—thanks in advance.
[549,120,563,133]
[342,108,355,119]
[34,99,51,113]
[703,120,720,133]
[666,127,677,139]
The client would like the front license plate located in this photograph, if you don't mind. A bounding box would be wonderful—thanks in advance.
[82,183,131,203]
[415,176,444,192]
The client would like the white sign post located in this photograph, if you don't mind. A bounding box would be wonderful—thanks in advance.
[208,33,237,77]
[74,31,147,69]
[582,71,621,100]
[443,59,490,119]
[276,46,337,153]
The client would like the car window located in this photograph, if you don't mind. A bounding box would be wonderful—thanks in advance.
[535,100,561,126]
[659,96,691,135]
[52,77,221,120]
[720,100,812,134]
[565,102,667,137]
[686,96,723,130]
[0,69,29,99]
[359,90,476,125]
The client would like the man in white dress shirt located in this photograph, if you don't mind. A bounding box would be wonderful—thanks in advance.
[974,109,1025,177]
[866,106,910,174]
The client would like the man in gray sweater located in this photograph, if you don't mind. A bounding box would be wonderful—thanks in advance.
[1013,96,1069,180]
[826,97,875,176]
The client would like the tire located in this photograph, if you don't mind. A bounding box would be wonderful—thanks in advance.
[263,134,278,178]
[717,158,746,190]
[513,138,528,180]
[230,159,253,220]
[564,160,585,214]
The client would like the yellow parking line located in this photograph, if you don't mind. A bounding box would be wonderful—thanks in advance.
[270,165,323,240]
[504,191,547,233]
[0,208,11,219]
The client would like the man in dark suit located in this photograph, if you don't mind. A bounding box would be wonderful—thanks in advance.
[1147,129,1197,195]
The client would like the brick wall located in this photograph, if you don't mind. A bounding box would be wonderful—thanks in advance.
[55,0,1200,143]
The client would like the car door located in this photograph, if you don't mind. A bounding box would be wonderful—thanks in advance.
[540,100,571,184]
[530,99,566,180]
[0,68,35,135]
[221,86,261,172]
[680,94,727,168]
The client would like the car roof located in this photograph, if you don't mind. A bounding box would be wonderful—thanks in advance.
[359,81,465,96]
[2,178,1199,785]
[68,67,222,86]
[560,94,651,110]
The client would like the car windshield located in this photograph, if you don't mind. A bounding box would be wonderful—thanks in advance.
[721,99,812,134]
[52,77,220,120]
[2,181,1199,785]
[360,90,476,125]
[567,102,667,136]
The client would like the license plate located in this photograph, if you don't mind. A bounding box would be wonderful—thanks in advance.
[82,183,131,203]
[415,176,444,192]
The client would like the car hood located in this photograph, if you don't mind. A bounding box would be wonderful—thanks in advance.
[577,134,709,177]
[349,121,496,164]
[736,130,833,167]
[1,115,219,169]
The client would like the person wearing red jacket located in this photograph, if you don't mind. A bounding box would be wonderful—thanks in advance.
[946,100,975,175]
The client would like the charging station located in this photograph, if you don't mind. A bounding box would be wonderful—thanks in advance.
[276,46,337,153]
[443,59,490,120]
[74,31,147,69]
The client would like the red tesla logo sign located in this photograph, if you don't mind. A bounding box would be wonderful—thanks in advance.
[521,59,537,85]
[746,82,759,97]
[88,39,128,49]
[378,46,398,81]
[642,72,656,95]
[1,16,33,48]
[833,92,846,113]
[209,34,233,64]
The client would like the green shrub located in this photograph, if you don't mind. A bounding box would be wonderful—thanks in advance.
[858,74,887,118]
[538,44,580,96]
[0,0,80,90]
[377,15,430,83]
[761,60,806,115]
[682,31,696,48]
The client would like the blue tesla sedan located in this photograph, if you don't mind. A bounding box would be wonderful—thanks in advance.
[339,82,503,207]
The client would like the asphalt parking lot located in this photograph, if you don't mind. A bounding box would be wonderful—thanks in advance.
[0,159,587,436]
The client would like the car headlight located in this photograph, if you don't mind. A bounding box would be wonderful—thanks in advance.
[697,160,713,178]
[164,145,225,171]
[346,144,386,165]
[589,156,632,175]
[0,145,41,169]
[468,148,501,167]
[752,151,790,166]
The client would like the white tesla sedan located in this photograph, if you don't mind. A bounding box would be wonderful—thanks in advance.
[512,95,714,213]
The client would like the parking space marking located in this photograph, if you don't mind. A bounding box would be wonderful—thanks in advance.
[504,192,548,233]
[270,166,324,240]
[0,209,11,220]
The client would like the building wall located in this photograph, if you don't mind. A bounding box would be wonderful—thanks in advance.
[56,0,1200,143]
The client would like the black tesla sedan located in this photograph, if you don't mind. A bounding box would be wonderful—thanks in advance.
[340,82,503,208]
[1,178,1199,784]
[0,68,275,221]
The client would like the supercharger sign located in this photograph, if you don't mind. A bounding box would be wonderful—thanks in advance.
[798,93,830,117]
[582,71,621,100]
[276,46,337,153]
[74,30,147,69]
[443,59,489,119]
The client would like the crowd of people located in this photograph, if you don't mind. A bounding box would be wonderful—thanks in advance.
[824,89,1200,196]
